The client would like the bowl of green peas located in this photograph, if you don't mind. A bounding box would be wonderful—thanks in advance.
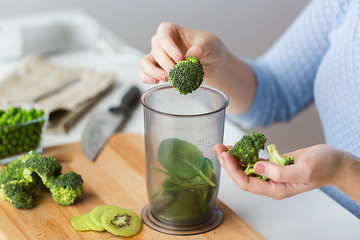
[0,102,49,164]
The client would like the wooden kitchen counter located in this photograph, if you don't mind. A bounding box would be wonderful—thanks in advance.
[0,133,264,240]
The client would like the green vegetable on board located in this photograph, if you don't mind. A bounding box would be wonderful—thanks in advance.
[71,205,142,237]
[47,171,83,206]
[0,179,37,209]
[0,152,83,208]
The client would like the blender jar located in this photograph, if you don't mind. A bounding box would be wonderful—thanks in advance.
[141,84,228,234]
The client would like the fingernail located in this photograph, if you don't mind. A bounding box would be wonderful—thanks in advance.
[161,74,168,82]
[254,163,265,174]
[216,152,223,164]
[219,152,227,165]
[151,78,159,84]
[175,54,181,62]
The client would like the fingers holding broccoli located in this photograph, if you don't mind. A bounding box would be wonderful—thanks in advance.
[228,132,294,180]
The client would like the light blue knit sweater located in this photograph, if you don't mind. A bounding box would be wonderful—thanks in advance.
[234,0,360,218]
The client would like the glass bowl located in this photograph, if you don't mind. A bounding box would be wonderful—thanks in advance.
[0,101,49,164]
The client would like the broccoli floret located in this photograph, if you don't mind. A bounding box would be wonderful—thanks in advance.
[47,172,83,206]
[227,133,294,180]
[23,154,62,190]
[0,180,37,209]
[0,153,83,208]
[228,132,267,165]
[0,154,31,184]
[168,56,204,95]
[228,132,267,179]
[267,144,294,166]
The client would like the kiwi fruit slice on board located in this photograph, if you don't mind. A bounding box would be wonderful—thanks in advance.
[71,213,91,232]
[101,208,141,237]
[90,205,120,228]
[85,213,105,231]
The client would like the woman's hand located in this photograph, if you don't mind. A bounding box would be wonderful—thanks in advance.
[139,22,258,114]
[139,22,227,85]
[214,143,359,200]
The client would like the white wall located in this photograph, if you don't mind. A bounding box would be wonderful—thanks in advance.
[0,0,324,153]
[0,0,309,57]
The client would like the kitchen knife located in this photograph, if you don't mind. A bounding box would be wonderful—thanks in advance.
[81,86,141,161]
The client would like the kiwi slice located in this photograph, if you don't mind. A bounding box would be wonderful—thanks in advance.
[101,208,141,237]
[84,213,105,231]
[71,213,91,232]
[90,205,120,229]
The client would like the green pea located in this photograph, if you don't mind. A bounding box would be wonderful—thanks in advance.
[7,107,17,116]
[29,108,36,115]
[36,109,44,117]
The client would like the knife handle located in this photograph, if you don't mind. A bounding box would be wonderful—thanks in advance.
[109,86,141,113]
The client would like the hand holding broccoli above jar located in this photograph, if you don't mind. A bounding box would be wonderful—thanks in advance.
[139,22,256,114]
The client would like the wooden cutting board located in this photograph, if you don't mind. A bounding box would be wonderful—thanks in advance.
[0,133,264,240]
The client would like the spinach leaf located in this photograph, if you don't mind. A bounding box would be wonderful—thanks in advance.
[151,138,218,222]
[158,138,214,186]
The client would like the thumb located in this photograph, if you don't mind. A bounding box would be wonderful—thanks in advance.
[185,45,204,60]
[254,161,302,183]
[185,38,213,60]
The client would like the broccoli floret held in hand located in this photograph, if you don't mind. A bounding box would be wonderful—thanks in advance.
[228,132,267,165]
[228,132,267,180]
[228,132,295,180]
[267,144,294,166]
[168,56,204,95]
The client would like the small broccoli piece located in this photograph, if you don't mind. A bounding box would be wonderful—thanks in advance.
[47,171,83,206]
[168,56,204,95]
[228,132,267,165]
[267,144,294,166]
[228,132,267,179]
[0,179,37,209]
[23,154,62,190]
[0,154,32,184]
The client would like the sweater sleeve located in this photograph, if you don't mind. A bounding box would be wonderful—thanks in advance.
[231,0,334,128]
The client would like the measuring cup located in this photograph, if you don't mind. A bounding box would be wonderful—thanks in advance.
[141,84,228,234]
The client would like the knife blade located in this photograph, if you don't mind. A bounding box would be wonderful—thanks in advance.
[81,86,141,161]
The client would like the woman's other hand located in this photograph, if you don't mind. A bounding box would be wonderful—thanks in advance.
[214,143,358,200]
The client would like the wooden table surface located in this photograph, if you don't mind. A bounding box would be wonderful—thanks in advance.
[0,133,264,240]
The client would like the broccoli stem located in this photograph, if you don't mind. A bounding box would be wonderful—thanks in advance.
[243,164,255,175]
[243,164,268,180]
[267,144,294,166]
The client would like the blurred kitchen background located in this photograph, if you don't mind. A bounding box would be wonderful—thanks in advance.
[0,0,323,153]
